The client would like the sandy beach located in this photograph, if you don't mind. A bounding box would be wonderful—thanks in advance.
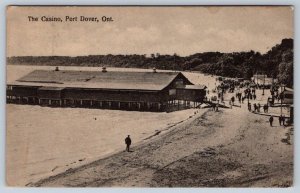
[32,103,293,187]
[6,104,203,186]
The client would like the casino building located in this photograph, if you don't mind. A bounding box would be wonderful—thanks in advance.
[6,67,207,112]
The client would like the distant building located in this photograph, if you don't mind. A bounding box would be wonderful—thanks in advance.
[252,74,277,85]
[6,68,207,112]
[281,87,293,104]
[279,87,293,123]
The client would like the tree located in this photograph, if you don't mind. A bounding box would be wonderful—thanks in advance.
[278,62,293,88]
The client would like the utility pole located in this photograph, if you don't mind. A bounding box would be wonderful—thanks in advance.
[255,72,258,84]
[247,86,250,105]
[280,84,283,116]
[280,84,285,116]
[262,73,265,96]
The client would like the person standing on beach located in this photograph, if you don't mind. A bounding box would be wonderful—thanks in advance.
[269,116,274,127]
[125,135,132,152]
[248,102,251,112]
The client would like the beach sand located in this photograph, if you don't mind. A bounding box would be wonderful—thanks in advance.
[7,104,205,186]
[32,105,293,187]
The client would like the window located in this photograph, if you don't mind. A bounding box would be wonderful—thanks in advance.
[175,79,184,88]
[169,89,176,95]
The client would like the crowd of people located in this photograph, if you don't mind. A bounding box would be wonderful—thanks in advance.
[268,85,284,106]
[212,78,288,128]
[125,79,289,154]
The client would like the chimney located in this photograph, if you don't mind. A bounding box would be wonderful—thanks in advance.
[153,67,157,73]
[102,66,107,72]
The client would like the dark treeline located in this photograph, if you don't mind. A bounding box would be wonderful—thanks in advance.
[7,38,293,88]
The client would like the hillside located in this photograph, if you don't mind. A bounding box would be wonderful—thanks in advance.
[7,38,293,88]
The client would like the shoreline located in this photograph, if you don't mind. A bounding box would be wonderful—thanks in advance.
[27,107,208,187]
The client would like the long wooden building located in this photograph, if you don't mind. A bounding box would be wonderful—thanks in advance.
[6,68,207,112]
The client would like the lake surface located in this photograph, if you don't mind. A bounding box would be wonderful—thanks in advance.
[6,65,217,186]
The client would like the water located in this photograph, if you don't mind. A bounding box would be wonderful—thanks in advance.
[6,65,216,186]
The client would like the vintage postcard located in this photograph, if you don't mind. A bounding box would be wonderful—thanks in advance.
[6,6,293,187]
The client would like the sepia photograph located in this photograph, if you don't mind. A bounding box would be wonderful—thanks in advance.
[6,6,294,187]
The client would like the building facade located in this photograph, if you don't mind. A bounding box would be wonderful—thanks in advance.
[7,69,207,112]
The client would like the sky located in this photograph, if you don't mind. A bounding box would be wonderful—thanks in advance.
[7,6,294,57]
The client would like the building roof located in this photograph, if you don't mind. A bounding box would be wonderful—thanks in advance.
[183,85,207,90]
[284,87,293,92]
[13,70,191,91]
[253,74,268,78]
[38,87,65,91]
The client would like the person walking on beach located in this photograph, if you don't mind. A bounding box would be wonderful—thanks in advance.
[212,103,216,111]
[282,115,286,126]
[125,135,132,152]
[231,96,235,105]
[279,115,283,126]
[253,103,257,112]
[248,102,251,112]
[269,116,274,127]
[263,104,268,113]
[257,103,261,112]
[238,94,242,104]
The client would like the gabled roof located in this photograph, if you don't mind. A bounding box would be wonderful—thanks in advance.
[15,70,191,91]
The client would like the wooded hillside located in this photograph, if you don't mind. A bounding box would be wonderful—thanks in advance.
[7,38,293,88]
